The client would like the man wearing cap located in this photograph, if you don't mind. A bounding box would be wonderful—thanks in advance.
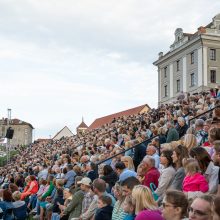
[61,177,85,220]
[78,177,94,214]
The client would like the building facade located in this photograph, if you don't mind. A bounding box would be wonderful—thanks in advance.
[153,14,220,105]
[0,118,33,146]
[53,126,74,140]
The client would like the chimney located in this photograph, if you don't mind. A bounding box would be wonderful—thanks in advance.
[158,52,163,59]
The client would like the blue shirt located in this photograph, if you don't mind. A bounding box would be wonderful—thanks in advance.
[64,170,76,188]
[119,168,137,182]
[124,214,135,220]
[152,153,160,169]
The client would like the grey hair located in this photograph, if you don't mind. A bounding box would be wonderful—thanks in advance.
[142,155,155,167]
[178,117,185,123]
[195,119,204,128]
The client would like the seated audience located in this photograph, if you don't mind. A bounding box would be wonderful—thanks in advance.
[161,190,188,220]
[132,185,163,220]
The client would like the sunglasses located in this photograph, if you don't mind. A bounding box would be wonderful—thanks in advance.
[189,207,208,216]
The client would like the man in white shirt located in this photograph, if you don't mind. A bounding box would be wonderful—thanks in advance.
[146,145,160,169]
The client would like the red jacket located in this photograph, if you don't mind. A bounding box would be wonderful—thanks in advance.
[143,167,160,188]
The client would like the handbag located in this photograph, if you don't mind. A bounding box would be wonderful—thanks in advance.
[150,183,159,201]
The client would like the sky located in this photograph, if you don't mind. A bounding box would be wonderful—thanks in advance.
[0,0,219,139]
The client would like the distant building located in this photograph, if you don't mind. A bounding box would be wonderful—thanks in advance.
[89,104,150,130]
[153,13,220,105]
[0,118,34,146]
[77,119,88,135]
[53,126,74,140]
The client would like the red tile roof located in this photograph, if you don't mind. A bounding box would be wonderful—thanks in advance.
[89,104,150,130]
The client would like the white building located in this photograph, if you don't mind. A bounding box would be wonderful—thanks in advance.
[154,14,220,105]
[53,126,73,140]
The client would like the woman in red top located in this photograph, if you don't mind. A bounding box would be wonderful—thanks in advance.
[21,175,38,200]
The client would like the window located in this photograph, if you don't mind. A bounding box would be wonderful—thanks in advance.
[176,60,180,71]
[177,80,180,92]
[190,52,194,64]
[210,49,216,60]
[210,70,216,83]
[164,67,167,78]
[164,85,168,97]
[190,73,195,86]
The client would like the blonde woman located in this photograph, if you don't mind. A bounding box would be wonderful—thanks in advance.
[121,156,135,171]
[183,134,197,151]
[132,185,163,220]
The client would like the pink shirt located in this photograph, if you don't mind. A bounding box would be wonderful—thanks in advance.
[135,210,164,220]
[183,173,209,192]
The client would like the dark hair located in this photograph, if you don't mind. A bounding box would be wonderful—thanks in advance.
[165,190,188,218]
[3,189,13,202]
[214,196,220,217]
[189,147,211,173]
[9,183,19,193]
[209,128,220,142]
[57,188,63,197]
[93,178,106,193]
[99,195,112,206]
[173,145,189,168]
[29,175,36,181]
[67,164,73,170]
[90,162,97,171]
[120,176,140,190]
[63,167,67,174]
[103,165,113,176]
[161,150,174,167]
[115,162,126,170]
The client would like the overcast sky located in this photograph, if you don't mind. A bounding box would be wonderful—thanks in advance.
[0,0,219,139]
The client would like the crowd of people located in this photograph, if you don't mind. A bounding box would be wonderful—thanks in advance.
[0,88,220,220]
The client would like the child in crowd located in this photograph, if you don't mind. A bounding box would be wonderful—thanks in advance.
[12,191,27,220]
[183,158,209,199]
[95,195,113,220]
[51,188,65,220]
[123,196,135,220]
[136,164,146,184]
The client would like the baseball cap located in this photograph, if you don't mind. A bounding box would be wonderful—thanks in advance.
[77,177,92,186]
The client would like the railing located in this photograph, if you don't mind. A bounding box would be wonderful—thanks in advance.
[96,104,220,166]
[96,134,159,165]
[188,104,220,126]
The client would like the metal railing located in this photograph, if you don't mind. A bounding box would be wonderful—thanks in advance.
[96,134,159,165]
[96,104,220,166]
[188,104,220,125]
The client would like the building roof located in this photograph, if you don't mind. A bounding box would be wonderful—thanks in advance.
[53,126,74,140]
[89,104,150,130]
[0,118,34,129]
[35,138,51,142]
[77,121,88,129]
